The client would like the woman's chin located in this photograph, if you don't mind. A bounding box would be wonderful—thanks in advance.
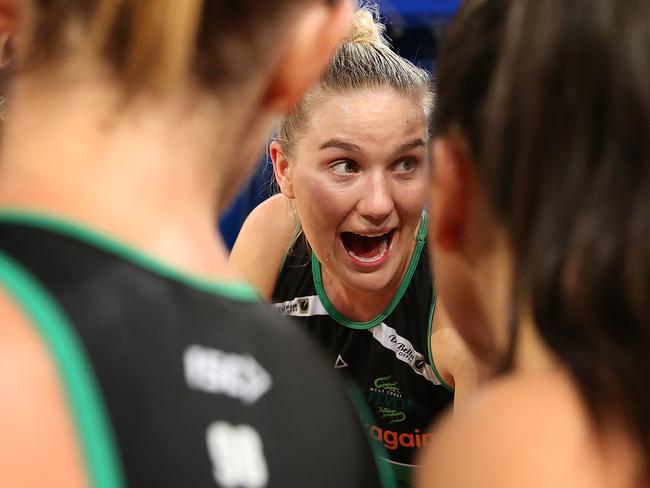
[338,264,398,295]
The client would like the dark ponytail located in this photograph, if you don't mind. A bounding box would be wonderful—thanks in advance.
[435,0,650,479]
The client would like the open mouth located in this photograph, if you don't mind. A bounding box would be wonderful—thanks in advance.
[340,229,395,264]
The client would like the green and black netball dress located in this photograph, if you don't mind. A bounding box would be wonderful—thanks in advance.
[0,211,389,488]
[272,214,453,486]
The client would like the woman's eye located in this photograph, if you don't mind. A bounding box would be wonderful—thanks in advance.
[393,158,417,173]
[331,160,358,175]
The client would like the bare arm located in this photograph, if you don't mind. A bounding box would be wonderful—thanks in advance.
[0,291,87,487]
[229,194,299,300]
[430,300,490,410]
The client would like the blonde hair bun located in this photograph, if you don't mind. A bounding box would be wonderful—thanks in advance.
[276,3,432,156]
[344,7,388,48]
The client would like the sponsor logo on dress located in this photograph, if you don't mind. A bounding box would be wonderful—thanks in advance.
[184,345,272,405]
[388,334,416,364]
[367,323,441,384]
[367,375,412,424]
[298,298,310,314]
[334,354,348,369]
[365,423,433,451]
[272,296,312,315]
[273,301,300,314]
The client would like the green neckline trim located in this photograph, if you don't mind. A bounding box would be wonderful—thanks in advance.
[312,212,428,330]
[0,251,125,488]
[0,210,259,302]
[426,290,454,392]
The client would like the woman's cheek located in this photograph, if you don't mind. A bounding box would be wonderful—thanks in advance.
[397,177,428,215]
[304,176,355,218]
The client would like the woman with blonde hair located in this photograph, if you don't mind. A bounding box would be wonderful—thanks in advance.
[0,1,389,486]
[232,8,484,486]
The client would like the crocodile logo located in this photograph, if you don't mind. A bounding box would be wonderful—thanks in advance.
[373,375,401,393]
[368,375,411,424]
[376,407,406,423]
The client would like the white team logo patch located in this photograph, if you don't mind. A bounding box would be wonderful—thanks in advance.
[184,345,272,404]
[206,422,268,488]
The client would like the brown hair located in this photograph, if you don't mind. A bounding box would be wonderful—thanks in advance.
[276,5,432,156]
[24,0,326,95]
[435,0,650,478]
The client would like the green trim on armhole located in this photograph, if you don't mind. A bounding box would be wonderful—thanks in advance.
[426,290,454,393]
[0,250,125,488]
[311,212,429,330]
[0,210,259,302]
[345,383,398,488]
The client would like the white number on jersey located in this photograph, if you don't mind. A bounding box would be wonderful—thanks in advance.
[206,422,269,488]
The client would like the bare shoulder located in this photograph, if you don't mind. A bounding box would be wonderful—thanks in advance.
[430,301,488,405]
[430,308,471,370]
[0,290,86,487]
[229,194,298,300]
[416,372,620,488]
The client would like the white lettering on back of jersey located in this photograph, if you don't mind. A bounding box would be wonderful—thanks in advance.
[206,422,268,488]
[184,345,272,404]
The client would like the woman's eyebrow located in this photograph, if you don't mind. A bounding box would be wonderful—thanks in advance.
[392,138,425,156]
[318,138,424,154]
[319,139,362,152]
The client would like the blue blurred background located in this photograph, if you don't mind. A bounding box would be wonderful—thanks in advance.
[219,0,461,248]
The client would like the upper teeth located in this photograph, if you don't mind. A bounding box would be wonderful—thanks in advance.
[355,231,389,238]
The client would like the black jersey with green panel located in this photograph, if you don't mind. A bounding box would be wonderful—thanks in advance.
[0,211,388,488]
[272,214,453,485]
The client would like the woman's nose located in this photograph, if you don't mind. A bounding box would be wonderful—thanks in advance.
[357,173,395,222]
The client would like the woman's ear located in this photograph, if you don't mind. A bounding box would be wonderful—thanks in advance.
[270,140,295,199]
[0,0,18,30]
[0,1,21,68]
[262,0,353,113]
[0,1,17,35]
[430,137,469,254]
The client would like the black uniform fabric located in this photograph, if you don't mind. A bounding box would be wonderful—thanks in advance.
[0,217,384,488]
[272,227,453,482]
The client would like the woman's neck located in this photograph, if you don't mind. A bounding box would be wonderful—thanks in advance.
[514,310,559,375]
[320,244,416,323]
[0,75,261,281]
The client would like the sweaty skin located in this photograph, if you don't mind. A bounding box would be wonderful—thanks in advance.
[278,88,428,319]
[231,88,486,408]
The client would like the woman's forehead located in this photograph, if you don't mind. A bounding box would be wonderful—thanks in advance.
[304,88,428,144]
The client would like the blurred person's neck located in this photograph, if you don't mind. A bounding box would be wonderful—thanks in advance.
[514,309,559,375]
[0,69,273,282]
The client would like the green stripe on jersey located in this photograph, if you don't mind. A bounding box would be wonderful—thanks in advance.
[0,250,125,488]
[0,209,259,302]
